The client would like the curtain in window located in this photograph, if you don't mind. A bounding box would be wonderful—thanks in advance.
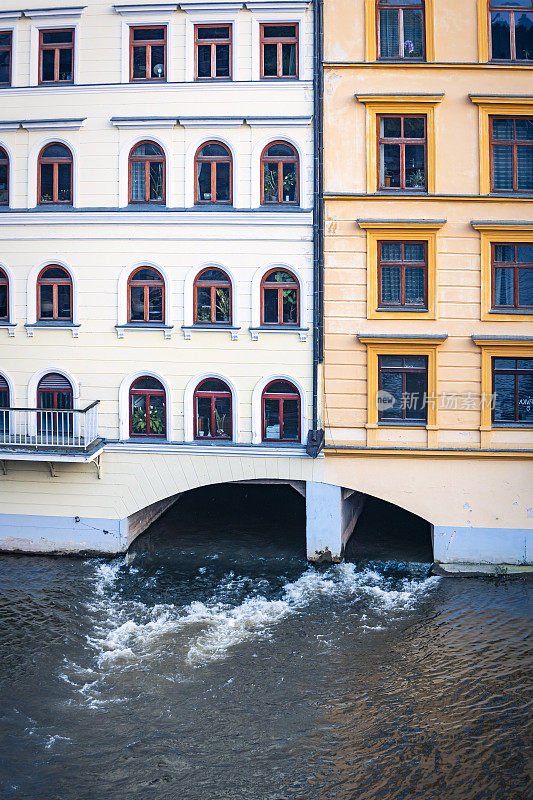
[517,145,533,190]
[381,266,401,303]
[495,267,514,305]
[403,10,423,57]
[492,145,513,190]
[405,267,425,303]
[379,9,399,58]
[131,161,145,201]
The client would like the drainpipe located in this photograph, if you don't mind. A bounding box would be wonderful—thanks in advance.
[306,0,325,460]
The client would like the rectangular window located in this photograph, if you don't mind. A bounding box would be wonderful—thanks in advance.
[493,357,533,423]
[39,29,74,84]
[492,242,533,310]
[0,31,12,86]
[130,26,166,81]
[377,0,425,60]
[378,114,427,190]
[489,1,533,61]
[378,241,427,308]
[195,25,231,80]
[490,116,533,192]
[260,24,298,78]
[378,355,428,422]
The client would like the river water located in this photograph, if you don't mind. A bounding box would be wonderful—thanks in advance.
[0,486,531,800]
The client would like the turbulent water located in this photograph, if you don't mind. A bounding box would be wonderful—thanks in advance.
[0,486,531,800]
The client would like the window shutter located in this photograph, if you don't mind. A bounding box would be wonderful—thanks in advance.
[37,373,72,391]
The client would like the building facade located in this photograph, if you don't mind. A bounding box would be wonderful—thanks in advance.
[322,0,533,570]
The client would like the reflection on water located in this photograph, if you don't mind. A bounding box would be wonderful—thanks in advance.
[0,485,531,800]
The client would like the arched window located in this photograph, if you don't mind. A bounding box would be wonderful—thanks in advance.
[129,376,166,437]
[262,380,300,442]
[0,268,8,320]
[261,141,299,204]
[261,268,299,326]
[38,143,72,204]
[37,372,73,436]
[194,378,232,439]
[0,147,8,205]
[195,142,232,204]
[129,141,165,204]
[128,267,164,323]
[194,268,231,324]
[0,374,9,436]
[37,265,72,321]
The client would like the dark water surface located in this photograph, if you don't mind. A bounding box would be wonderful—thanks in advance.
[0,486,531,800]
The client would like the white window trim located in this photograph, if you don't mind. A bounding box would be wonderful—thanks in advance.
[0,262,15,324]
[251,372,308,445]
[118,369,174,441]
[250,10,309,82]
[25,366,80,437]
[250,262,308,328]
[0,140,14,209]
[29,20,80,87]
[117,260,172,326]
[183,261,238,327]
[185,132,241,208]
[0,369,16,407]
[118,133,173,208]
[28,135,79,209]
[251,132,308,209]
[120,16,175,84]
[183,10,240,83]
[26,258,79,326]
[183,371,240,443]
[0,21,19,87]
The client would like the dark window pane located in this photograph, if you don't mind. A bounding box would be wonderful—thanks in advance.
[149,395,165,435]
[0,285,7,318]
[403,242,425,261]
[518,268,533,305]
[263,43,277,75]
[198,379,228,392]
[380,372,402,418]
[39,391,55,409]
[404,356,426,368]
[491,11,511,59]
[0,164,7,204]
[215,286,230,322]
[267,381,296,394]
[197,26,229,39]
[405,371,427,420]
[263,162,279,201]
[282,162,297,201]
[0,33,11,45]
[405,266,425,304]
[492,145,513,189]
[196,396,212,437]
[132,45,146,78]
[379,8,399,57]
[403,9,424,57]
[516,118,533,140]
[57,284,71,319]
[282,288,298,323]
[282,398,299,439]
[380,355,403,367]
[517,245,533,262]
[130,286,145,321]
[494,243,516,261]
[149,161,163,200]
[197,162,211,200]
[148,286,163,320]
[381,143,401,187]
[265,143,295,157]
[214,397,231,438]
[494,373,516,420]
[196,286,212,321]
[517,145,533,190]
[58,47,72,81]
[41,49,55,81]
[56,391,72,410]
[42,144,70,158]
[282,42,296,75]
[131,395,147,434]
[40,285,54,318]
[382,116,401,138]
[134,268,160,281]
[57,163,71,201]
[133,28,163,41]
[492,118,514,139]
[43,30,73,44]
[199,269,227,281]
[381,266,401,304]
[494,358,516,369]
[199,143,228,157]
[264,288,278,322]
[518,359,533,369]
[151,45,165,78]
[404,117,425,138]
[131,160,145,201]
[215,161,230,201]
[197,44,211,77]
[40,163,54,202]
[264,398,280,439]
[381,242,402,261]
[133,142,163,157]
[215,43,230,77]
[515,12,533,59]
[494,267,515,305]
[134,378,163,390]
[405,144,426,187]
[41,267,67,279]
[0,50,10,84]
[263,25,296,37]
[265,270,296,283]
[518,375,533,422]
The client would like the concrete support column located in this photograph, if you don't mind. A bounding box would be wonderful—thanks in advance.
[306,481,365,563]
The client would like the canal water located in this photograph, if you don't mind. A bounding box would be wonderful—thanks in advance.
[0,485,531,800]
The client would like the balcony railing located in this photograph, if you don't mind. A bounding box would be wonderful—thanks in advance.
[0,402,100,452]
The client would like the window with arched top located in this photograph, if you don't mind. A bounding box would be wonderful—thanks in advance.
[129,141,165,204]
[37,372,74,436]
[128,267,165,323]
[129,376,166,437]
[262,380,300,442]
[194,378,232,439]
[261,141,299,204]
[194,268,232,324]
[0,374,9,436]
[260,268,299,326]
[0,147,8,205]
[195,142,232,204]
[37,265,72,321]
[38,143,73,204]
[0,268,8,320]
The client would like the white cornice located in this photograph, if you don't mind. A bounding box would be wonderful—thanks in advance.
[111,116,178,128]
[21,118,85,130]
[0,210,313,225]
[0,121,21,131]
[23,6,86,19]
[0,10,23,21]
[179,116,244,127]
[245,0,310,10]
[246,116,312,127]
[0,79,313,96]
[104,441,311,458]
[179,2,243,12]
[113,3,178,14]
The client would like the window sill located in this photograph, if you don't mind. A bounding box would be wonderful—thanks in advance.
[25,322,80,338]
[182,325,240,341]
[115,323,173,340]
[374,421,427,428]
[0,322,16,337]
[376,307,428,313]
[489,309,533,315]
[249,326,309,341]
[491,423,533,429]
[376,189,428,195]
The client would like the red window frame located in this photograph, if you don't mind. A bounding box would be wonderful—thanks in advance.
[489,0,533,61]
[490,116,533,192]
[193,379,233,440]
[0,146,8,205]
[128,140,166,204]
[491,242,533,310]
[377,240,428,309]
[378,355,428,422]
[129,377,166,438]
[260,268,300,326]
[259,23,299,78]
[194,24,232,80]
[0,30,12,87]
[194,141,233,205]
[377,114,427,191]
[492,357,533,423]
[127,267,165,323]
[37,142,73,204]
[38,28,74,84]
[37,265,72,321]
[376,0,426,61]
[0,268,8,321]
[261,380,301,442]
[37,374,74,436]
[193,268,232,324]
[260,141,299,205]
[129,25,167,82]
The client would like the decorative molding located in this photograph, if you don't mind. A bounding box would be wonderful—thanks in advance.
[181,325,240,340]
[0,210,313,225]
[179,2,243,12]
[104,441,310,458]
[245,116,312,127]
[249,326,309,342]
[469,95,533,105]
[0,323,16,337]
[477,0,489,62]
[115,324,174,339]
[23,6,85,19]
[245,0,310,11]
[111,117,178,129]
[24,323,81,338]
[113,4,178,14]
[0,122,21,131]
[355,94,444,104]
[0,11,23,21]
[21,118,85,130]
[179,117,244,128]
[358,219,446,230]
[0,79,313,96]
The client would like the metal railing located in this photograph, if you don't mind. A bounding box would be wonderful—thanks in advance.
[0,401,100,450]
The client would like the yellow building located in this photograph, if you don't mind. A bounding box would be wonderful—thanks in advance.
[321,0,533,570]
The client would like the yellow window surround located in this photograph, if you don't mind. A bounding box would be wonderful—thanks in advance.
[358,219,445,320]
[470,95,533,195]
[477,0,489,63]
[358,334,447,447]
[365,0,436,62]
[472,336,533,438]
[471,222,533,322]
[355,94,443,194]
